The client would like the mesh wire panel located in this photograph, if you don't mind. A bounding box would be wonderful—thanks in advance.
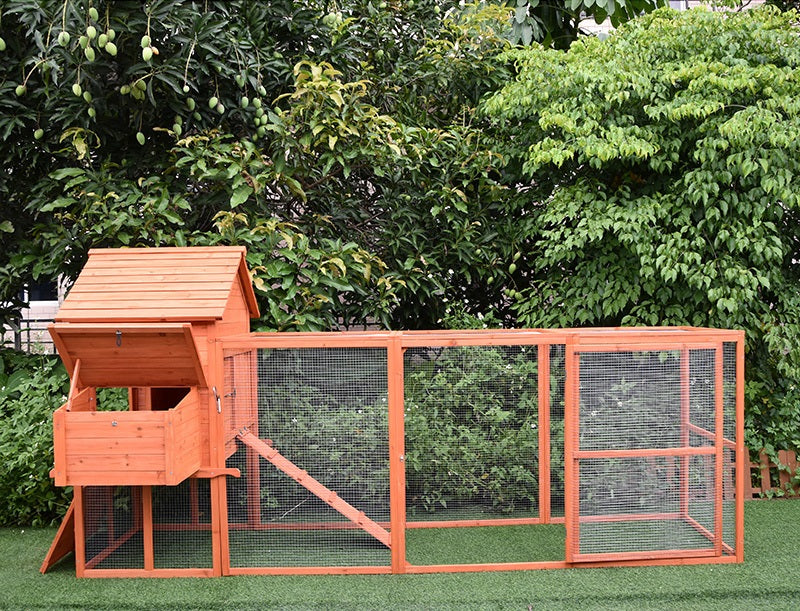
[689,349,716,442]
[152,480,213,569]
[723,343,737,443]
[722,447,737,554]
[550,345,566,518]
[404,345,539,521]
[83,486,143,570]
[225,347,390,568]
[578,457,715,555]
[223,349,259,456]
[578,350,682,451]
[722,342,738,555]
[687,454,718,546]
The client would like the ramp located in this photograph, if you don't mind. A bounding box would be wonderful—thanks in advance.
[236,429,391,547]
[40,501,75,573]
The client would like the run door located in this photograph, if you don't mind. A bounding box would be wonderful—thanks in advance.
[565,338,738,563]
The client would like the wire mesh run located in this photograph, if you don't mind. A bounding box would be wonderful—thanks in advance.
[64,329,741,576]
[573,346,731,559]
[404,345,540,521]
[549,344,566,518]
[578,351,684,451]
[225,347,390,568]
[83,486,143,570]
[153,480,213,569]
[578,456,716,555]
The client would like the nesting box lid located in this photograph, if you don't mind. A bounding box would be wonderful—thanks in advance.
[49,322,207,387]
[55,246,260,322]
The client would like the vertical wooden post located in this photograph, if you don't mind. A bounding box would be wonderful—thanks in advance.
[142,485,154,570]
[388,333,406,573]
[211,476,228,576]
[209,335,230,576]
[714,344,724,556]
[735,336,745,562]
[538,344,551,524]
[74,486,86,578]
[52,407,67,487]
[563,338,579,562]
[680,347,690,518]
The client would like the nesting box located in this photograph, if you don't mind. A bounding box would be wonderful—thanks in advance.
[48,247,259,487]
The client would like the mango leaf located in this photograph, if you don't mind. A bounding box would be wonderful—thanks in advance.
[230,184,253,208]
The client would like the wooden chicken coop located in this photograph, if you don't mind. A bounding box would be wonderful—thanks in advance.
[41,247,745,578]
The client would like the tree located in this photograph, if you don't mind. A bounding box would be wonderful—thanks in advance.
[482,6,800,450]
[508,0,666,48]
[0,1,530,331]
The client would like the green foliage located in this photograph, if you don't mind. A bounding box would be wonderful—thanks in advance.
[508,0,666,48]
[0,350,71,526]
[765,0,800,10]
[0,1,522,332]
[483,6,800,452]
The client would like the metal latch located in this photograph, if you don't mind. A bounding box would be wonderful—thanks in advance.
[213,386,221,413]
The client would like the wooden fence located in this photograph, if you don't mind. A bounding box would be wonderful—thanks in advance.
[747,450,800,499]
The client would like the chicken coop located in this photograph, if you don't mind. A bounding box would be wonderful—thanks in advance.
[41,247,745,577]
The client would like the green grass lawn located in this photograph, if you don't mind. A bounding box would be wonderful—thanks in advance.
[2,500,799,610]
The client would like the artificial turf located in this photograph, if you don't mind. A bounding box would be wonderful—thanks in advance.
[1,499,799,610]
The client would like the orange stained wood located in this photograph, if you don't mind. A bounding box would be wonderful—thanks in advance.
[54,390,202,487]
[40,501,76,573]
[50,323,207,388]
[55,246,259,323]
[388,335,407,573]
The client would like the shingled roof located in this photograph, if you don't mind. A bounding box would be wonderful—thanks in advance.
[55,246,260,322]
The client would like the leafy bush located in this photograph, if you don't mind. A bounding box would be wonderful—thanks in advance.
[0,350,71,526]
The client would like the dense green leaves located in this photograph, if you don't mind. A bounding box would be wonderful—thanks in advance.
[0,0,517,331]
[483,6,800,451]
[0,350,71,526]
[508,0,666,48]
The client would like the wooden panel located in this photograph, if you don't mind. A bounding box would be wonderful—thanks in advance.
[69,387,94,412]
[63,297,232,309]
[61,296,227,310]
[56,308,226,321]
[66,452,166,471]
[66,435,165,455]
[50,323,206,387]
[65,417,165,438]
[63,471,169,486]
[217,278,252,336]
[67,271,240,283]
[57,390,203,487]
[67,282,240,293]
